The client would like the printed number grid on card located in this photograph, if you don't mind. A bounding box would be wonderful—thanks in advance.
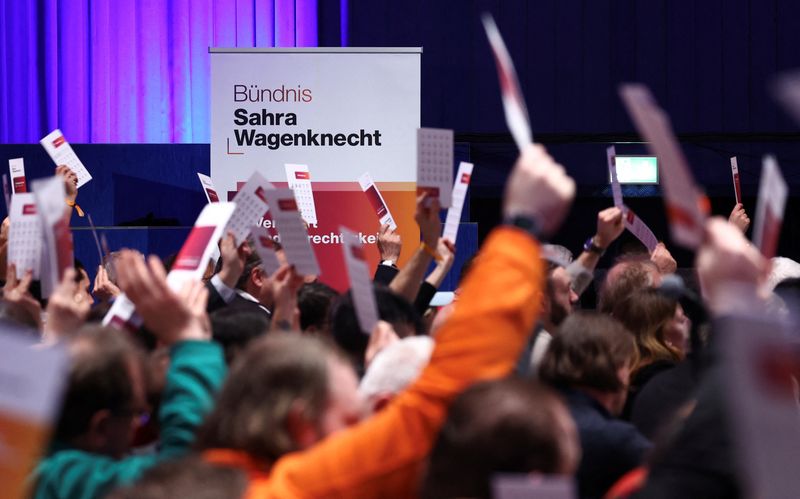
[227,172,273,244]
[8,193,42,280]
[417,128,454,208]
[39,129,93,188]
[261,188,320,276]
[285,164,318,226]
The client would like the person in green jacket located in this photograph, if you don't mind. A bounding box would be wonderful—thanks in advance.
[33,252,227,499]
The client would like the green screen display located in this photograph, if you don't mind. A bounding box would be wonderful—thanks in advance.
[612,156,659,184]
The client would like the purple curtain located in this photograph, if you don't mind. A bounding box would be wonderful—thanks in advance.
[0,0,319,144]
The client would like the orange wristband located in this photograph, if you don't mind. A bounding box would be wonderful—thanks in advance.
[420,241,442,262]
[66,199,85,217]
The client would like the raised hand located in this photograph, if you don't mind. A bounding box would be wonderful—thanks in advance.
[503,143,575,237]
[3,264,43,331]
[43,268,91,341]
[594,207,625,249]
[728,203,750,233]
[377,224,402,264]
[92,264,121,302]
[116,251,210,344]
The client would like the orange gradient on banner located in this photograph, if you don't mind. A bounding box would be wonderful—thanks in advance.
[0,413,51,499]
[255,181,417,292]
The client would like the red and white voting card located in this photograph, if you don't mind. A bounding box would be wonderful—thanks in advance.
[8,158,26,194]
[721,314,800,499]
[0,330,68,499]
[261,188,320,276]
[285,164,318,226]
[358,172,397,231]
[8,193,43,280]
[341,227,379,335]
[730,157,743,205]
[482,13,533,151]
[102,294,142,332]
[753,156,788,259]
[167,202,236,289]
[607,146,623,208]
[250,226,283,276]
[607,146,658,252]
[619,84,709,249]
[625,207,659,253]
[32,176,72,298]
[492,474,575,499]
[197,173,220,203]
[417,128,454,207]
[443,162,474,244]
[39,129,92,188]
[228,171,274,245]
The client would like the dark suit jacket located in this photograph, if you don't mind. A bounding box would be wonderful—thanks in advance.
[205,280,271,321]
[559,387,652,499]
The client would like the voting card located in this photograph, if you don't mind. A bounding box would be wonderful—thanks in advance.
[0,329,68,499]
[730,157,743,205]
[417,128,454,207]
[2,174,10,213]
[102,294,143,332]
[772,70,800,127]
[285,164,318,226]
[492,474,575,499]
[619,84,708,249]
[8,193,43,280]
[250,225,283,276]
[197,173,220,203]
[752,156,787,259]
[721,314,800,499]
[625,207,659,253]
[228,171,274,244]
[482,13,533,151]
[167,202,236,289]
[341,227,379,335]
[8,158,26,194]
[39,129,92,188]
[261,188,320,276]
[607,146,623,208]
[443,162,474,244]
[32,176,73,298]
[358,172,397,231]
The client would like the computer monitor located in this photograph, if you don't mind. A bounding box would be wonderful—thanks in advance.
[611,155,659,184]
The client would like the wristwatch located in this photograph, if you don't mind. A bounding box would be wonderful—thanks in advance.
[583,236,606,256]
[380,259,397,268]
[503,215,544,241]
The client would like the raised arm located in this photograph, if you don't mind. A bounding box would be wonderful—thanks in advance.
[262,143,575,498]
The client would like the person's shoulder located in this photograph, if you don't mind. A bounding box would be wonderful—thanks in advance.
[35,449,154,497]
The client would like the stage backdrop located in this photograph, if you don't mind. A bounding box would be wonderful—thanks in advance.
[211,48,421,291]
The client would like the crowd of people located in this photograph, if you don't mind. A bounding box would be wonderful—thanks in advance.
[1,142,794,499]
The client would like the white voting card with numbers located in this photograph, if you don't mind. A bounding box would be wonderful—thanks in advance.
[358,172,397,230]
[8,158,27,194]
[443,162,474,244]
[285,164,318,226]
[8,193,42,280]
[251,225,283,276]
[341,227,379,335]
[39,129,92,188]
[261,188,320,276]
[32,176,73,298]
[197,173,220,203]
[228,172,274,244]
[417,128,454,207]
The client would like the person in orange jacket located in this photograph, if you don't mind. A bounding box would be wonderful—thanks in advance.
[112,143,576,499]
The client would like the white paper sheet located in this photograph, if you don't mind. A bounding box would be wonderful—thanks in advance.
[197,173,220,203]
[8,158,26,194]
[285,164,318,226]
[341,227,379,334]
[730,157,743,205]
[32,176,72,298]
[227,171,274,244]
[39,129,92,188]
[8,193,42,280]
[260,188,320,276]
[443,162,473,244]
[358,172,397,230]
[752,156,788,259]
[417,128,454,208]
